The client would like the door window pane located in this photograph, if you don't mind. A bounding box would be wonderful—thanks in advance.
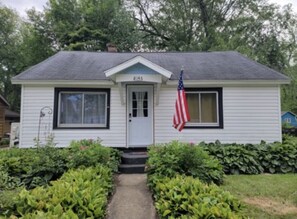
[132,91,148,117]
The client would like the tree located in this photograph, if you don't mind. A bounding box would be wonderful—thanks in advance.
[130,0,296,70]
[0,5,23,111]
[43,0,139,51]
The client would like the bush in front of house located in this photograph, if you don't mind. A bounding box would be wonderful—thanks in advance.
[68,139,121,172]
[201,135,297,175]
[258,136,297,173]
[147,141,224,186]
[201,142,264,174]
[0,139,121,189]
[4,166,112,219]
[152,175,244,219]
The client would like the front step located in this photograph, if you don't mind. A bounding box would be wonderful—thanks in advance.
[119,151,148,174]
[121,152,148,164]
[119,164,146,173]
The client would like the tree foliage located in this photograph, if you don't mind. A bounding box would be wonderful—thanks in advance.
[44,0,139,51]
[0,0,297,112]
[130,0,296,70]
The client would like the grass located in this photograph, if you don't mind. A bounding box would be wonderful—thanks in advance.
[221,174,297,219]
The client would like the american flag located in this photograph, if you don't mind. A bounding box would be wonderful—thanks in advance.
[173,69,190,131]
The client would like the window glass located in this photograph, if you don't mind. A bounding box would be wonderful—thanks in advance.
[58,91,107,127]
[186,91,219,126]
[84,94,106,124]
[60,93,82,124]
[186,93,200,123]
[132,91,148,117]
[201,93,217,123]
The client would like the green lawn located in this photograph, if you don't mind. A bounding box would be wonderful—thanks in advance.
[221,174,297,219]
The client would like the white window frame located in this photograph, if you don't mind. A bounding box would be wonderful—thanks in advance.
[57,91,108,128]
[186,91,220,127]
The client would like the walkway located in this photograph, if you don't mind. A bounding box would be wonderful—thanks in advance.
[107,174,158,219]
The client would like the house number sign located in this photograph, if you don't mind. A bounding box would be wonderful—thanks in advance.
[133,76,143,81]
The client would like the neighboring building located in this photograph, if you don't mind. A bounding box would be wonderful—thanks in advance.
[12,51,289,148]
[281,111,297,127]
[0,95,9,138]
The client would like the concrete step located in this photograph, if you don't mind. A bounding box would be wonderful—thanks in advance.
[119,164,146,174]
[121,152,148,165]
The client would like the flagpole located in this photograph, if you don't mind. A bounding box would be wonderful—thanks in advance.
[177,66,184,143]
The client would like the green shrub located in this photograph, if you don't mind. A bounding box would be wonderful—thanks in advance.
[0,170,23,190]
[0,187,23,216]
[147,141,224,185]
[202,137,297,175]
[0,138,10,146]
[5,166,112,218]
[22,147,70,189]
[0,139,121,189]
[202,142,264,174]
[0,148,36,177]
[152,175,244,219]
[258,137,297,173]
[68,139,121,172]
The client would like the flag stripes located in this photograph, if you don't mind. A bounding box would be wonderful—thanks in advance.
[173,70,190,131]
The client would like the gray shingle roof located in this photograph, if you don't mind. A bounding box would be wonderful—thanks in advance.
[13,51,289,81]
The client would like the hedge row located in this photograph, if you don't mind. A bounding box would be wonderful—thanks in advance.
[4,166,112,218]
[0,139,121,189]
[201,135,297,175]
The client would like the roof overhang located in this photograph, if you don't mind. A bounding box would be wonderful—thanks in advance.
[11,79,114,86]
[104,55,172,83]
[166,79,290,86]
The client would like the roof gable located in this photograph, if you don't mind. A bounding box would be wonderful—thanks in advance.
[282,111,297,117]
[104,55,172,78]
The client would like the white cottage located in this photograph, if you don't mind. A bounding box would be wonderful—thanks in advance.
[12,51,289,148]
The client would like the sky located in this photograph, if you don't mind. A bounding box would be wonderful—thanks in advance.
[1,0,297,17]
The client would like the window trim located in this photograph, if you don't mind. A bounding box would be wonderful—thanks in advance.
[184,88,223,129]
[54,88,110,129]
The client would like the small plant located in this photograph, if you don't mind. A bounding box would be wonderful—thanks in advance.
[4,166,113,218]
[152,175,244,218]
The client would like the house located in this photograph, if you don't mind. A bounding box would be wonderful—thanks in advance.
[4,109,20,134]
[281,111,297,127]
[0,94,9,138]
[12,51,289,148]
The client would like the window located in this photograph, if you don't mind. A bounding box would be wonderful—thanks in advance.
[185,88,223,128]
[54,88,110,129]
[132,91,148,117]
[284,118,291,123]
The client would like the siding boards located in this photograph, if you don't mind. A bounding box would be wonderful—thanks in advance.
[20,85,282,147]
[20,86,126,148]
[154,86,281,144]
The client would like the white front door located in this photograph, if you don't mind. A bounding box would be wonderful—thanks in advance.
[127,85,153,147]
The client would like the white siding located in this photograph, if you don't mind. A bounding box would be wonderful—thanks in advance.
[154,86,282,144]
[19,85,126,148]
[19,84,282,147]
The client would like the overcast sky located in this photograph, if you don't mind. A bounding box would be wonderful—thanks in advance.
[1,0,297,17]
